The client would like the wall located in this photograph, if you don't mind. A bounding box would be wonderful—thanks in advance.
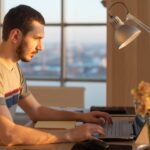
[107,0,150,106]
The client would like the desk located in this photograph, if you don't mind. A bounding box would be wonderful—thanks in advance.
[1,115,149,150]
[0,130,148,150]
[0,125,148,150]
[0,143,74,150]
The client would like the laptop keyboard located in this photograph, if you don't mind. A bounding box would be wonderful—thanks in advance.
[104,120,133,137]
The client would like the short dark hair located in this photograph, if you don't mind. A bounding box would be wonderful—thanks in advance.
[2,5,45,41]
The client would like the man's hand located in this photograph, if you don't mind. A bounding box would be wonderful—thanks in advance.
[80,111,112,125]
[65,123,105,142]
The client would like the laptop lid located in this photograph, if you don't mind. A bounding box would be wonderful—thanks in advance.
[90,106,135,115]
[132,115,146,140]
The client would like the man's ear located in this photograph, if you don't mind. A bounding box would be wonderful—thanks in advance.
[9,29,23,43]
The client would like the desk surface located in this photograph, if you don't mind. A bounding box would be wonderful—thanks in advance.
[0,139,145,150]
[0,124,148,150]
[1,115,149,150]
[0,143,74,150]
[0,125,148,150]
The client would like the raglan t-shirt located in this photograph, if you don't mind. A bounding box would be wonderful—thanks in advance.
[0,60,31,118]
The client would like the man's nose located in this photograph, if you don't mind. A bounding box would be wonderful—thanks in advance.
[37,40,43,51]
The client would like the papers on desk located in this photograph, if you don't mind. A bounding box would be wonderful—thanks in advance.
[34,121,76,129]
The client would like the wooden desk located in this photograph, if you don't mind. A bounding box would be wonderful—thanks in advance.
[1,116,149,150]
[0,143,74,150]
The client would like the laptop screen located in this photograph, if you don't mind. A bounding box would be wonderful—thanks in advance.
[133,115,146,140]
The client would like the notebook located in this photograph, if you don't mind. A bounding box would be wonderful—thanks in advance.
[95,115,146,141]
[34,121,75,129]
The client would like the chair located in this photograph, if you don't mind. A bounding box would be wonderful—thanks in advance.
[29,86,85,108]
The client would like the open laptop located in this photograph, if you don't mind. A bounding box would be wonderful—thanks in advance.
[97,115,146,141]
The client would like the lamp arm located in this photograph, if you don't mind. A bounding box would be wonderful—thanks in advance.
[126,13,150,33]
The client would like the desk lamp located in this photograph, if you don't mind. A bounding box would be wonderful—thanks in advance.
[108,2,150,49]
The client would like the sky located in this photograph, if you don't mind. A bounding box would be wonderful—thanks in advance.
[2,0,106,45]
[3,0,106,23]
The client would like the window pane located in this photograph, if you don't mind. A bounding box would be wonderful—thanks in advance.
[65,27,106,80]
[20,27,61,79]
[3,0,61,23]
[0,0,4,23]
[27,81,61,86]
[65,0,106,23]
[66,82,106,108]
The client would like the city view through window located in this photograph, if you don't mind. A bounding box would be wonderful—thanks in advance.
[20,27,106,80]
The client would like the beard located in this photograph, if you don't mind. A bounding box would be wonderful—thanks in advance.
[16,39,31,62]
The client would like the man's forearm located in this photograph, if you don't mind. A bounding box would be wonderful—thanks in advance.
[33,106,84,122]
[0,116,69,146]
[10,124,69,146]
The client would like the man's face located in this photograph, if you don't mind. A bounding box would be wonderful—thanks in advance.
[16,21,44,62]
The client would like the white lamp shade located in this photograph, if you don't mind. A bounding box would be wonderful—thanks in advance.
[115,24,141,49]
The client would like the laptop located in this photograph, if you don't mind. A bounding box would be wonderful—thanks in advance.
[94,115,146,141]
[90,106,135,115]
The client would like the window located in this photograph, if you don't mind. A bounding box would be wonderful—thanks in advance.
[0,0,107,108]
[65,26,106,80]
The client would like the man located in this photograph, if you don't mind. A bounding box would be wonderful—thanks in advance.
[0,5,112,146]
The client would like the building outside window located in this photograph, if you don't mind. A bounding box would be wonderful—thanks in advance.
[0,0,107,108]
